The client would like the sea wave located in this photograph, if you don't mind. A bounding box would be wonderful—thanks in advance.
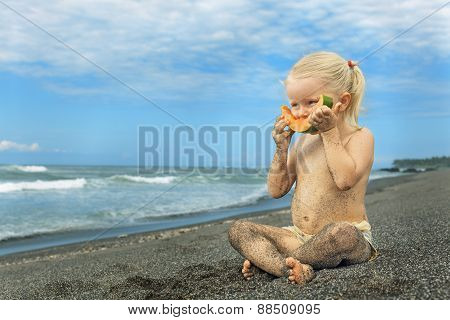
[109,175,177,184]
[368,171,407,181]
[8,165,48,173]
[160,184,270,217]
[0,178,86,193]
[238,186,269,205]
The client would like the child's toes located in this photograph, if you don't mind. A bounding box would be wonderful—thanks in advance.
[286,257,296,267]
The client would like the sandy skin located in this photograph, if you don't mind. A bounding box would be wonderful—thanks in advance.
[242,258,314,284]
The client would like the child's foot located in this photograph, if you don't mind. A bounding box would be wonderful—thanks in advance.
[241,259,254,280]
[285,257,314,285]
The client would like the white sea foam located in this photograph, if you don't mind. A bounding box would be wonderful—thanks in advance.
[0,178,86,193]
[111,175,177,184]
[238,185,269,205]
[10,165,48,172]
[368,171,405,181]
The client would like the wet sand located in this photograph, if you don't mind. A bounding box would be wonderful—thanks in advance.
[0,170,448,299]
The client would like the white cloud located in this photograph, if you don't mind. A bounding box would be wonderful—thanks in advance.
[52,148,68,153]
[367,74,450,95]
[0,0,448,100]
[0,140,39,152]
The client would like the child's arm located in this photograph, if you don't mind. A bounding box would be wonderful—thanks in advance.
[267,117,298,198]
[320,127,374,190]
[309,105,374,190]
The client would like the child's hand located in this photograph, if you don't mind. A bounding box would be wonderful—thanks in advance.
[308,104,339,132]
[272,116,294,151]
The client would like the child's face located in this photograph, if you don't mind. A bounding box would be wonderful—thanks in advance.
[285,77,353,134]
[285,77,337,120]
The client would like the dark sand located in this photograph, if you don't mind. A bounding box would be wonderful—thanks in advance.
[0,170,449,299]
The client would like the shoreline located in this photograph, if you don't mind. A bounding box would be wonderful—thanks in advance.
[0,169,448,299]
[0,173,415,258]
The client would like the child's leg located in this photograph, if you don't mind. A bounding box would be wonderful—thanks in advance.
[228,220,372,284]
[290,222,372,270]
[228,220,306,278]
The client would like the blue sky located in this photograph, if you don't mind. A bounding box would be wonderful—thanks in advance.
[1,0,449,168]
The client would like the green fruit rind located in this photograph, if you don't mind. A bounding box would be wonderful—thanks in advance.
[322,95,333,108]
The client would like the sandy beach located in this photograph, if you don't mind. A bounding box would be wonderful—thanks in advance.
[0,170,448,299]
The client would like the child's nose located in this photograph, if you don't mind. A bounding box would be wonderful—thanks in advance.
[292,106,309,118]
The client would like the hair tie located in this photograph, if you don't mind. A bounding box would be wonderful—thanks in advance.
[347,60,356,68]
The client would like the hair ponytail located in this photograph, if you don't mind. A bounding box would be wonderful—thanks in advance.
[345,63,365,129]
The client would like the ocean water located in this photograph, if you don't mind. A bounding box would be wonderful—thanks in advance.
[0,165,405,242]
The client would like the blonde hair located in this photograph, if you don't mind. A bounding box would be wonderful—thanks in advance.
[285,51,365,128]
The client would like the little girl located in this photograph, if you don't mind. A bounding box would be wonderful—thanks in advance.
[228,51,377,284]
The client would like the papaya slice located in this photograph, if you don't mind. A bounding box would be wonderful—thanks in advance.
[280,94,333,133]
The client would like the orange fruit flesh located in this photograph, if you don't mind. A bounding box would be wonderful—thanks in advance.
[280,105,312,133]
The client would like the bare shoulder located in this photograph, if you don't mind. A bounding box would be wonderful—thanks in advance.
[359,127,374,139]
[346,127,374,170]
[348,127,374,147]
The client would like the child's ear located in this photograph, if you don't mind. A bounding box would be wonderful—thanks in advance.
[337,92,351,112]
